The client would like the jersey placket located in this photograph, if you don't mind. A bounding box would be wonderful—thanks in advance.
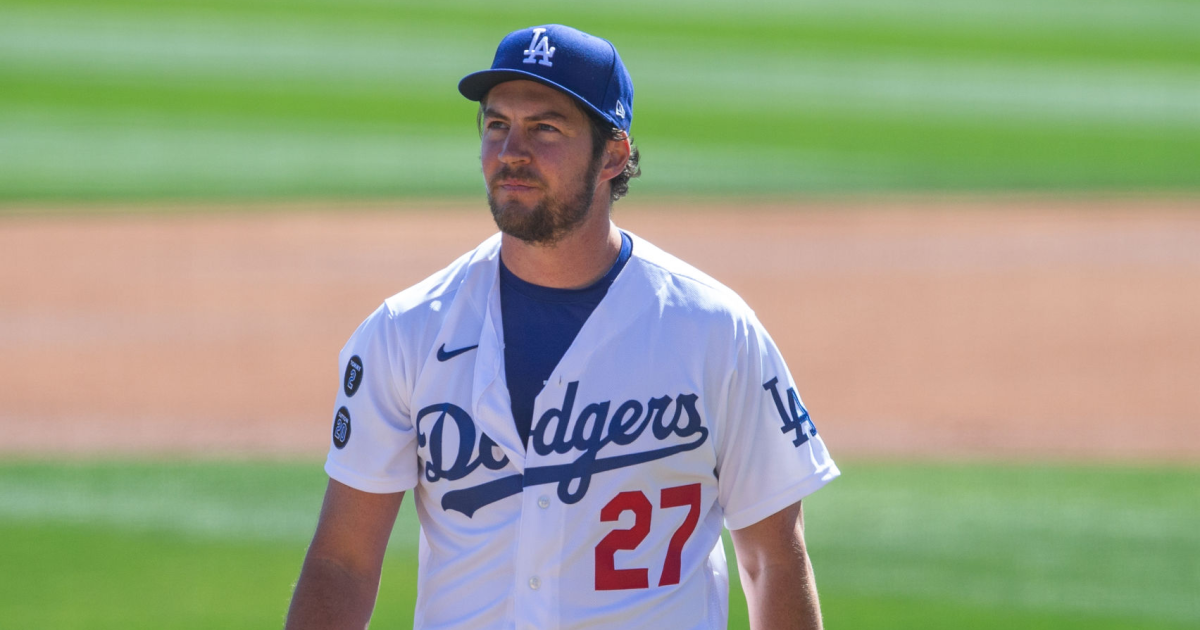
[511,450,566,630]
[504,262,648,628]
[475,270,566,628]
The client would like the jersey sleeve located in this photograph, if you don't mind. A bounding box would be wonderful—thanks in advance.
[323,302,420,494]
[715,315,839,530]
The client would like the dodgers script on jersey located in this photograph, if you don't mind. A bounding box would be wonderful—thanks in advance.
[325,232,839,630]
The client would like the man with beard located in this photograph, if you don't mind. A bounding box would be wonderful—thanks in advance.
[286,25,838,630]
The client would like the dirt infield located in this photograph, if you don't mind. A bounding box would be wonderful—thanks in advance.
[2,198,1197,460]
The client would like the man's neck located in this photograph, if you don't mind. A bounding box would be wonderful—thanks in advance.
[500,202,622,290]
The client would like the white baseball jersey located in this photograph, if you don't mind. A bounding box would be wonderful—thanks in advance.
[325,231,839,630]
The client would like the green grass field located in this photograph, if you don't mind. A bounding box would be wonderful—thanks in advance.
[1,0,1198,201]
[2,460,1196,629]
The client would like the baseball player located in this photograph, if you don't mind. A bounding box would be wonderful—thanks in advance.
[286,24,838,630]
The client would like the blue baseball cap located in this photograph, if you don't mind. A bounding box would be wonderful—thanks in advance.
[458,24,634,132]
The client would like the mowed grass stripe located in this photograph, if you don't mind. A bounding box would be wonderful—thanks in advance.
[6,35,1197,129]
[1,0,1198,198]
[1,460,1196,628]
[1,521,422,630]
[4,4,1197,123]
[810,464,1200,624]
[7,112,1191,199]
[1,111,1194,200]
[4,0,1196,66]
[0,122,480,199]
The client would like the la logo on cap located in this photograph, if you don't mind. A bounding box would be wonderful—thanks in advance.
[523,28,555,67]
[458,25,633,133]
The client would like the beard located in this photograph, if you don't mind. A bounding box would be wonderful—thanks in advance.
[487,156,601,246]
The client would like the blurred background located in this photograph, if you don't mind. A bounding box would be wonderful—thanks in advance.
[1,0,1197,628]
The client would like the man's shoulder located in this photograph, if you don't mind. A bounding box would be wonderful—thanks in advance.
[628,232,755,319]
[374,233,500,326]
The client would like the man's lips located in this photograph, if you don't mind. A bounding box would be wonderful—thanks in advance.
[494,180,540,192]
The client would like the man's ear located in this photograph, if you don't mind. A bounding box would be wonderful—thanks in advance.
[599,133,631,183]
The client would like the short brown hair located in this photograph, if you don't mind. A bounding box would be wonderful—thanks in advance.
[583,110,640,203]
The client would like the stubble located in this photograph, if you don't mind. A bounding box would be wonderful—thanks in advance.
[487,157,601,246]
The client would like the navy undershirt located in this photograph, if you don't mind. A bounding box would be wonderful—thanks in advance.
[500,231,633,448]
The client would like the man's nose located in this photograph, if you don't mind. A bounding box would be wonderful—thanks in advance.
[498,128,531,165]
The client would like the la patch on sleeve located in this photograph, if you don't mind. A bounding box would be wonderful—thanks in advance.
[763,377,818,447]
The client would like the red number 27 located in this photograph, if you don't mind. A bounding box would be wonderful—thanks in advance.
[595,483,702,591]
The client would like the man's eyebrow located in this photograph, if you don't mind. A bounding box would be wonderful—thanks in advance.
[528,110,570,122]
[482,107,571,122]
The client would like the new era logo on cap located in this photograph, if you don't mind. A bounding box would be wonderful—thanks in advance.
[459,24,634,132]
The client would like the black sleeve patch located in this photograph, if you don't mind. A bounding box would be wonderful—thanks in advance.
[332,406,352,449]
[343,355,364,397]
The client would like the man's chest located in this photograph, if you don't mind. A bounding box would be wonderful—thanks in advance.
[408,358,728,623]
[410,357,719,520]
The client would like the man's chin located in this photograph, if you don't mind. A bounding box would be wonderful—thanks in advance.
[487,199,546,241]
[491,202,538,227]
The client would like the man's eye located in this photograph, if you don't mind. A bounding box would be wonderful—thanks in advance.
[536,123,559,132]
[486,121,507,130]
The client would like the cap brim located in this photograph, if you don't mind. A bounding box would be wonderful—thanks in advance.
[458,69,615,128]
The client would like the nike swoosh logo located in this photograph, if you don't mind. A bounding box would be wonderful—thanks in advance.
[436,343,479,362]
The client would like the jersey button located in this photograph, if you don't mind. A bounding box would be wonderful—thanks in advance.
[528,576,541,590]
[537,495,550,509]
